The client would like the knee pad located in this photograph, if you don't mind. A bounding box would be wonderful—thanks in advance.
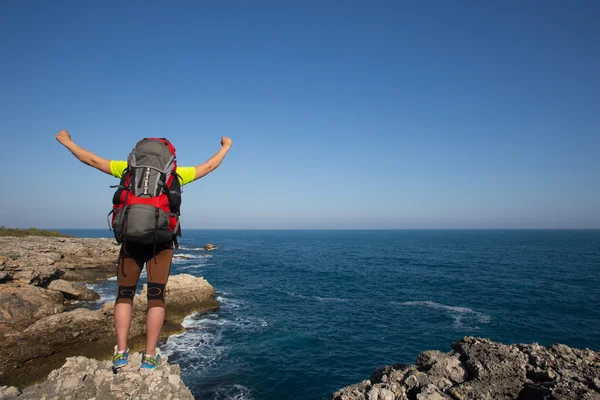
[116,285,137,304]
[147,282,166,309]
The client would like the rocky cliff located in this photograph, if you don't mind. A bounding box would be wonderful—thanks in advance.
[333,337,600,400]
[1,353,194,400]
[0,236,219,390]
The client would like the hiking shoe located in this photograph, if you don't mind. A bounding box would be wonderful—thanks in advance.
[140,349,161,370]
[112,345,129,370]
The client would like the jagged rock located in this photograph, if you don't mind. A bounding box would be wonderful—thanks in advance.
[449,337,527,399]
[47,279,100,301]
[0,385,20,399]
[519,342,600,399]
[417,384,453,400]
[332,380,371,400]
[0,272,11,283]
[203,243,217,251]
[0,285,64,333]
[0,274,218,389]
[333,337,600,400]
[19,353,193,399]
[416,350,468,384]
[0,237,119,284]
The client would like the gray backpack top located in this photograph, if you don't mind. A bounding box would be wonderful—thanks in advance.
[109,138,182,250]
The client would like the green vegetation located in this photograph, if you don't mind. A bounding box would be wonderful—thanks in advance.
[0,226,73,238]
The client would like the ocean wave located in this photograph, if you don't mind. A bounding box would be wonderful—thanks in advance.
[214,384,251,400]
[280,290,348,303]
[183,315,269,331]
[313,296,348,302]
[164,330,227,372]
[394,300,491,328]
[164,312,268,375]
[217,296,244,309]
[176,263,208,271]
[173,253,204,259]
[173,254,213,263]
[284,291,308,299]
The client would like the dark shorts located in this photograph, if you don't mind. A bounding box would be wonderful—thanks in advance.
[116,244,173,309]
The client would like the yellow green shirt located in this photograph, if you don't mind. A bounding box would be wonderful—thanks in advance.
[109,160,196,186]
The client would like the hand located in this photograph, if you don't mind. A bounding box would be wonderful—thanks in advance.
[56,130,72,144]
[221,136,232,148]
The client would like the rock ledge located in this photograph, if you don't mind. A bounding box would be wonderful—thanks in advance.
[333,337,600,400]
[5,353,193,400]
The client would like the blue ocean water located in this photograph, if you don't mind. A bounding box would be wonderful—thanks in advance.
[61,229,600,400]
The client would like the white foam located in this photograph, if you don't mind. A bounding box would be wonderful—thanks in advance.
[172,254,212,264]
[107,276,118,281]
[163,312,267,374]
[214,384,251,400]
[313,296,348,302]
[164,330,227,371]
[173,253,201,259]
[394,300,490,328]
[177,263,207,270]
[281,290,347,303]
[216,296,244,309]
[284,291,308,299]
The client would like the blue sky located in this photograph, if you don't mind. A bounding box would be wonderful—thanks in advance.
[1,0,598,229]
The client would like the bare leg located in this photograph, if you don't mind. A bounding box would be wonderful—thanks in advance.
[145,248,173,356]
[145,307,165,355]
[114,303,133,351]
[115,254,143,351]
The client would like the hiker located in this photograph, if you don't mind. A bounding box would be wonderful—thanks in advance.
[56,130,232,370]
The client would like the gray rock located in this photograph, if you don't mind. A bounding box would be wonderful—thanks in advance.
[0,274,219,389]
[416,350,468,384]
[449,337,527,399]
[332,337,600,400]
[0,272,11,283]
[19,353,194,400]
[332,381,371,400]
[416,384,453,400]
[0,285,65,333]
[0,385,20,399]
[47,279,100,301]
[0,237,119,284]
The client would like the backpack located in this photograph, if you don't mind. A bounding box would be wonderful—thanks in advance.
[108,138,182,250]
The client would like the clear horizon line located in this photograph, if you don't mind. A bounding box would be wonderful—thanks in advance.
[43,227,600,231]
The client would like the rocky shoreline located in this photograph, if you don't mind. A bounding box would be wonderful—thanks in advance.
[3,353,194,400]
[333,336,600,400]
[0,236,219,395]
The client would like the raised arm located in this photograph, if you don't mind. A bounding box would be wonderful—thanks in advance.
[56,130,112,175]
[193,136,232,181]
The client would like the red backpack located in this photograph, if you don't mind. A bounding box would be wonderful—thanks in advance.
[109,138,182,250]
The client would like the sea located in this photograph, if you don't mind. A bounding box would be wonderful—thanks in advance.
[59,229,600,400]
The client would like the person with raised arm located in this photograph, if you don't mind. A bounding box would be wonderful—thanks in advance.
[56,130,231,370]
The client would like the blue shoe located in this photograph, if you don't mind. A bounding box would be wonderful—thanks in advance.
[140,349,161,370]
[112,345,129,370]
